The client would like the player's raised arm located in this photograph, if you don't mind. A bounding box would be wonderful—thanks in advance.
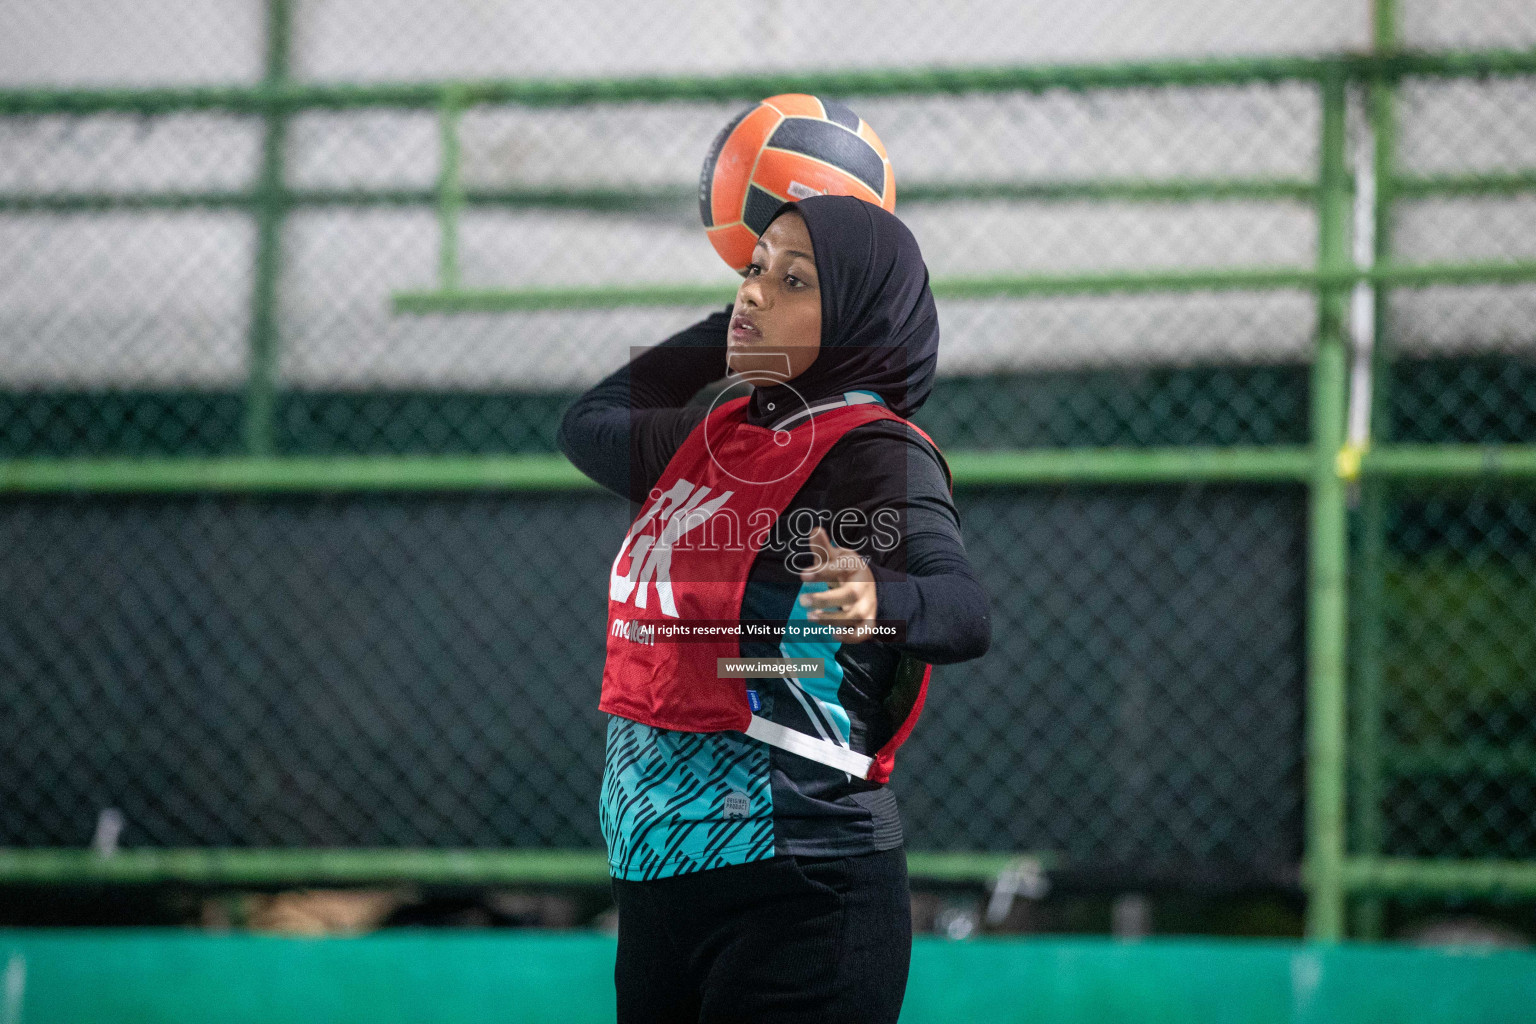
[556,307,730,501]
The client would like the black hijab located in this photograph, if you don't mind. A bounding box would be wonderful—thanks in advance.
[746,194,939,422]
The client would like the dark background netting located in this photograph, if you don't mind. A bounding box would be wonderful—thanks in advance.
[0,485,1305,882]
[1351,487,1536,863]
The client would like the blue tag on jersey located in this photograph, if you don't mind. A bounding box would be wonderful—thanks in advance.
[746,689,762,712]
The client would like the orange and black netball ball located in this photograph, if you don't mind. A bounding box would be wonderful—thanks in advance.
[699,94,896,272]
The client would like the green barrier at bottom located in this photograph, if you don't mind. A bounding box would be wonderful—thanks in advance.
[1,930,1533,1024]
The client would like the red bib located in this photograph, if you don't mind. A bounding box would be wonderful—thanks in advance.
[599,395,945,783]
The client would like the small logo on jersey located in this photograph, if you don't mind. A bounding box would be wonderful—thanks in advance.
[610,618,655,646]
[746,689,762,712]
[723,790,750,818]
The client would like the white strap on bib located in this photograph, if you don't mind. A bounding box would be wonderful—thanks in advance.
[745,715,874,779]
[766,389,885,432]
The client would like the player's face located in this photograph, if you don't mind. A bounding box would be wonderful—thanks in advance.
[728,211,821,383]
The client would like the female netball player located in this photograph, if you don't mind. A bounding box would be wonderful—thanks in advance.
[559,194,991,1024]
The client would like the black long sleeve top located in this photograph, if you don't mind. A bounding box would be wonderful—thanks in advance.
[558,307,990,664]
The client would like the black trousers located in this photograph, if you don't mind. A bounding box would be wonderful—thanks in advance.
[611,847,912,1024]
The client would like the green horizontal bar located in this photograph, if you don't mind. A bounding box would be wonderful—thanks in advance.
[946,446,1314,483]
[898,178,1320,204]
[1393,47,1536,79]
[396,283,736,313]
[455,185,688,211]
[0,447,1318,493]
[0,849,610,885]
[1395,171,1536,198]
[0,455,600,493]
[1340,857,1536,896]
[0,848,1046,885]
[1371,259,1536,287]
[904,852,1056,882]
[6,50,1536,116]
[14,173,1536,219]
[394,260,1536,313]
[0,190,254,213]
[0,177,1323,216]
[1362,444,1536,479]
[1382,742,1536,776]
[12,177,1536,220]
[283,185,699,212]
[408,179,1324,208]
[930,267,1321,299]
[8,178,1535,219]
[0,187,675,215]
[7,444,1536,495]
[0,59,1335,114]
[394,270,1305,314]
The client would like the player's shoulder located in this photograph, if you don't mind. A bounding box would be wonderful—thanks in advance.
[836,416,951,487]
[849,415,946,458]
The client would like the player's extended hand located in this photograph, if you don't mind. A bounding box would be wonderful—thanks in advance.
[798,526,879,644]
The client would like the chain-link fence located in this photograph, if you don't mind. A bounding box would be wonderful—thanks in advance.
[2,0,1535,939]
[1353,489,1536,862]
[1341,56,1536,925]
[0,485,1306,884]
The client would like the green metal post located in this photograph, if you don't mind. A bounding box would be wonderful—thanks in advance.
[243,0,292,455]
[437,91,465,290]
[1351,0,1398,941]
[1306,69,1353,942]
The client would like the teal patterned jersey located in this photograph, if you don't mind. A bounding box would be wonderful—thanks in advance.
[600,716,775,881]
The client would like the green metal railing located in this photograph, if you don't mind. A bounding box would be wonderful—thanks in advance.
[3,0,1536,939]
[0,847,1042,888]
